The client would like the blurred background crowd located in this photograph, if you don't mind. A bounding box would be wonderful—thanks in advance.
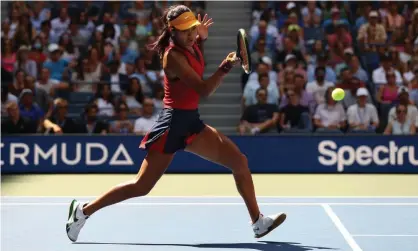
[1,1,417,136]
[239,1,418,135]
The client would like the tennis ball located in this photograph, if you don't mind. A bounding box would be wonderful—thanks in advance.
[332,88,345,101]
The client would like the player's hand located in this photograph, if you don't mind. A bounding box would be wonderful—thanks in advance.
[226,52,240,65]
[197,14,213,40]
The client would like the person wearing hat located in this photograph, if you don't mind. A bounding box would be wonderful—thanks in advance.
[42,43,68,81]
[372,53,403,86]
[346,87,379,132]
[18,88,44,125]
[335,48,354,76]
[357,10,387,47]
[387,86,418,130]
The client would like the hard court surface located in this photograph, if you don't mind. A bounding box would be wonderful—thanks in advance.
[2,174,418,251]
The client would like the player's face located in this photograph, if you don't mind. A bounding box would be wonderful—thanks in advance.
[174,25,198,47]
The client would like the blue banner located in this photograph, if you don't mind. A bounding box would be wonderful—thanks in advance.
[1,135,417,174]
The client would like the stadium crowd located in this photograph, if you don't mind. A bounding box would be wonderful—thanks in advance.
[1,1,417,136]
[1,1,205,135]
[240,1,418,135]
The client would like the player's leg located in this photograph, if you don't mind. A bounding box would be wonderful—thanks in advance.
[185,125,286,238]
[66,151,173,242]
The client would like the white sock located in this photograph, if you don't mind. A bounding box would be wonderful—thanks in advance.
[76,203,88,219]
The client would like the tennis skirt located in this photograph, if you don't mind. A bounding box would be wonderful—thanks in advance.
[139,108,206,154]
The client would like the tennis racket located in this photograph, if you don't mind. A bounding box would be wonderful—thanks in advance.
[235,28,252,74]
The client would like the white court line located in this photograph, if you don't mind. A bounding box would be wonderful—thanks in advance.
[2,196,418,198]
[352,234,418,237]
[2,202,418,206]
[322,204,362,251]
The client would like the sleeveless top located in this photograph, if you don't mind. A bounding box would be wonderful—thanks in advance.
[163,42,204,110]
[382,86,398,102]
[392,120,411,135]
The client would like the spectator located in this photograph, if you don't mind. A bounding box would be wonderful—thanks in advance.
[279,89,311,132]
[43,44,69,81]
[50,7,71,43]
[250,20,277,52]
[134,97,158,135]
[335,48,354,77]
[43,98,79,134]
[313,87,346,133]
[58,33,79,62]
[96,12,121,44]
[1,101,37,134]
[28,36,48,71]
[376,70,399,105]
[86,46,104,82]
[384,2,405,43]
[14,45,37,78]
[357,11,387,50]
[119,36,139,64]
[347,87,379,133]
[95,84,115,117]
[131,57,159,96]
[152,84,164,115]
[69,17,91,49]
[1,38,16,73]
[36,67,68,97]
[277,54,307,84]
[387,87,418,129]
[18,89,44,126]
[8,69,26,97]
[372,53,403,86]
[79,103,109,134]
[384,104,416,135]
[238,88,279,135]
[243,73,279,107]
[306,40,325,66]
[306,66,335,104]
[327,22,352,66]
[251,38,274,70]
[1,86,18,116]
[307,53,337,83]
[349,55,369,83]
[302,1,322,28]
[110,102,134,134]
[24,75,53,117]
[124,77,144,116]
[279,74,316,114]
[101,59,129,93]
[276,36,305,70]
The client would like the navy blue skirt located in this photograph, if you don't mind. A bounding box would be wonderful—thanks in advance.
[140,108,206,154]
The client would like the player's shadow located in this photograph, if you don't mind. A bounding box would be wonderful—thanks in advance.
[75,241,337,251]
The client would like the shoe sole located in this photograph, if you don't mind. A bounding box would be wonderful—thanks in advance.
[254,213,287,238]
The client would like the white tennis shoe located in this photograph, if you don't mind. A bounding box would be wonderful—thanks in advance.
[252,213,287,238]
[66,199,88,242]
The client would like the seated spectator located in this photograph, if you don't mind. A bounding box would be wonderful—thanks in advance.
[134,98,158,135]
[110,102,134,134]
[131,57,159,96]
[8,69,26,97]
[28,36,48,69]
[279,89,311,132]
[388,87,418,129]
[119,37,139,64]
[86,46,105,83]
[246,59,277,90]
[327,22,352,66]
[1,86,18,116]
[58,33,79,62]
[323,7,350,32]
[1,38,16,73]
[79,103,109,134]
[18,89,44,126]
[243,72,279,107]
[251,38,274,70]
[349,55,369,84]
[101,59,129,93]
[14,45,37,79]
[1,101,37,134]
[50,7,71,43]
[384,104,416,135]
[302,1,322,28]
[279,74,316,114]
[43,98,78,134]
[372,53,403,86]
[313,87,346,133]
[376,71,399,105]
[238,88,279,135]
[277,54,307,84]
[357,11,387,51]
[336,69,368,108]
[95,84,115,117]
[306,40,325,67]
[347,88,379,133]
[307,53,337,83]
[306,66,335,104]
[250,20,277,52]
[25,75,53,117]
[276,37,306,71]
[278,67,296,97]
[43,44,69,81]
[384,2,405,43]
[152,84,164,115]
[335,48,354,77]
[36,67,68,97]
[124,77,144,116]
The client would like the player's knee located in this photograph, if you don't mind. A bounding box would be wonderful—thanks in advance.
[231,153,249,173]
[130,180,154,197]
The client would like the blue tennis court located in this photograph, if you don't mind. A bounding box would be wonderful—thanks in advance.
[2,196,418,251]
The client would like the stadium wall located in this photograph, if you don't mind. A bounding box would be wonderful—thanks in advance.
[1,135,417,174]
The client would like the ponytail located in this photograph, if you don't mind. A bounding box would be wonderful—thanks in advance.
[147,10,172,58]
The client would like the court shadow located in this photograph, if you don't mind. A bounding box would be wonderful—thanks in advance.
[75,241,337,251]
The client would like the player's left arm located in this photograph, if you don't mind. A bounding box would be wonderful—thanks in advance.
[196,13,213,53]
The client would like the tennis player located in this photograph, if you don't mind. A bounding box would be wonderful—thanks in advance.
[66,5,286,242]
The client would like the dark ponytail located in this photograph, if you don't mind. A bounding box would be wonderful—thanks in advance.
[147,5,192,58]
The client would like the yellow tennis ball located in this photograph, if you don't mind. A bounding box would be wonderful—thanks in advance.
[332,88,345,101]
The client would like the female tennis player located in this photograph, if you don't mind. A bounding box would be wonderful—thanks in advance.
[66,5,286,242]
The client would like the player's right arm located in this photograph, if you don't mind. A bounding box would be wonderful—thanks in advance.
[164,49,238,97]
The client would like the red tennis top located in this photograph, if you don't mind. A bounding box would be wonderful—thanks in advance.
[163,42,204,110]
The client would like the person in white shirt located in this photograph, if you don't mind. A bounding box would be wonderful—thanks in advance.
[243,73,279,107]
[50,8,70,43]
[306,66,334,104]
[134,98,158,135]
[347,87,379,132]
[314,87,346,133]
[387,87,418,129]
[372,53,403,86]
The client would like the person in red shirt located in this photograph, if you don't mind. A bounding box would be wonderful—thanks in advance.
[65,5,286,242]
